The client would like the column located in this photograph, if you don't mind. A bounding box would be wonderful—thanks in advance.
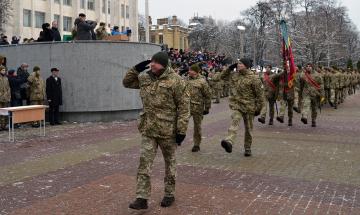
[129,0,138,42]
[105,0,109,27]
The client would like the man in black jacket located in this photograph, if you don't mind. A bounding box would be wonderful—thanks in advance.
[51,21,62,41]
[7,69,27,107]
[74,13,97,40]
[38,23,54,42]
[46,68,62,125]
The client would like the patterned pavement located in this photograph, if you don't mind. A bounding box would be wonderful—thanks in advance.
[1,93,360,215]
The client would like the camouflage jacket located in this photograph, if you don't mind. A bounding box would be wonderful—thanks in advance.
[274,71,295,100]
[28,73,46,101]
[221,69,264,114]
[323,72,331,89]
[123,66,190,138]
[331,71,341,89]
[339,73,345,88]
[0,74,11,103]
[300,71,324,98]
[210,72,223,90]
[186,75,211,114]
[260,72,279,100]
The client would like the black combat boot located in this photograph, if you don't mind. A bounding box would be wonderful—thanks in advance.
[301,117,308,124]
[276,116,284,123]
[160,196,175,207]
[244,149,252,157]
[312,120,316,127]
[129,198,148,210]
[221,140,232,153]
[258,117,265,124]
[269,118,273,125]
[192,145,200,152]
[293,107,300,113]
[288,118,293,126]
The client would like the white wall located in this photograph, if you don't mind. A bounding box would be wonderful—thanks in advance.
[4,0,138,41]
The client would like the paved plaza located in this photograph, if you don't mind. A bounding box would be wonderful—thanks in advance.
[1,93,360,215]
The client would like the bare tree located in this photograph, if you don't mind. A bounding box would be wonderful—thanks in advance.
[0,0,12,33]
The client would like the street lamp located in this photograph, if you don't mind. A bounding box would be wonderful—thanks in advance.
[237,25,246,59]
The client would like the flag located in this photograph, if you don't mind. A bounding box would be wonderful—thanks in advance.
[280,19,296,89]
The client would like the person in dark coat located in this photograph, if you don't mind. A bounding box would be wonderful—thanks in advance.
[46,68,63,125]
[74,13,97,40]
[17,63,30,105]
[51,21,62,41]
[38,23,54,42]
[7,69,27,107]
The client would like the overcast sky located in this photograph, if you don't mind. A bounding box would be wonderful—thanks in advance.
[138,0,360,30]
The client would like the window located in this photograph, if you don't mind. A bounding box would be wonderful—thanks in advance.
[80,0,85,9]
[151,35,155,43]
[54,0,60,4]
[63,0,72,6]
[23,9,32,27]
[35,11,45,28]
[126,5,129,19]
[102,0,106,13]
[63,16,72,32]
[54,14,60,26]
[88,0,95,10]
[121,4,125,18]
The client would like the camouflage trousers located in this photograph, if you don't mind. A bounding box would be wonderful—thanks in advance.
[0,102,9,129]
[324,88,331,104]
[136,135,177,199]
[213,88,221,103]
[260,97,276,120]
[279,99,294,119]
[301,95,318,121]
[223,84,230,97]
[224,110,254,150]
[191,112,203,147]
[330,88,339,106]
[293,90,303,112]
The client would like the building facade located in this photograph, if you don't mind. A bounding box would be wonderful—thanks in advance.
[150,16,189,50]
[3,0,138,41]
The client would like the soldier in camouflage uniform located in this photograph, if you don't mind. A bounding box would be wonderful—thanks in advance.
[28,66,46,127]
[323,68,331,105]
[339,70,346,104]
[186,64,212,152]
[330,67,341,109]
[123,52,190,210]
[222,65,230,97]
[28,66,46,105]
[258,65,279,125]
[0,65,11,130]
[300,63,324,127]
[220,58,264,157]
[210,69,222,103]
[276,69,296,126]
[293,66,303,114]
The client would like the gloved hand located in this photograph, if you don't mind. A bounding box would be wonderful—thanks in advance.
[254,110,261,116]
[203,110,209,115]
[175,134,186,146]
[228,63,238,71]
[134,60,151,73]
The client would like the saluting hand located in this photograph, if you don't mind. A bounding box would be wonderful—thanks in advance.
[134,60,151,73]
